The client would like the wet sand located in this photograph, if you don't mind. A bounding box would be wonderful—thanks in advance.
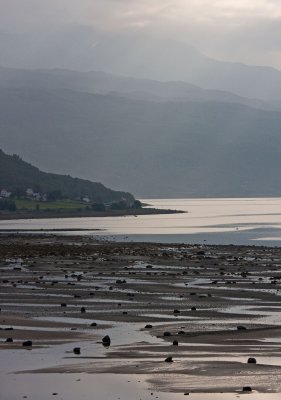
[2,234,281,398]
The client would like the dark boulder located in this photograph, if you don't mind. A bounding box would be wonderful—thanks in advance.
[237,325,247,330]
[242,386,252,392]
[102,335,111,345]
[22,340,32,347]
[73,347,80,354]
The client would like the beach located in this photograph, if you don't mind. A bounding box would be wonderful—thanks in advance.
[1,234,281,398]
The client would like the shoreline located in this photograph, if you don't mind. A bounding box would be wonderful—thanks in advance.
[0,207,184,221]
[2,234,281,397]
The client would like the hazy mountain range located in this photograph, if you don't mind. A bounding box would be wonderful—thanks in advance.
[1,64,281,198]
[2,33,281,104]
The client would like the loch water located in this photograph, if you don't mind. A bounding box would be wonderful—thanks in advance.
[2,198,281,246]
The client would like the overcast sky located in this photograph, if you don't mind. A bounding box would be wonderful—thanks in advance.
[1,0,281,69]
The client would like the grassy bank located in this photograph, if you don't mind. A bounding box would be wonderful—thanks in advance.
[15,199,88,211]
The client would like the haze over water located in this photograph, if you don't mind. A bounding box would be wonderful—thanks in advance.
[2,197,281,246]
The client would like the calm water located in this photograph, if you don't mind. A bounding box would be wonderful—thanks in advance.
[2,198,281,246]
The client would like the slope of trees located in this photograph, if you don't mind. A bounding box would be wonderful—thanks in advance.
[0,149,134,203]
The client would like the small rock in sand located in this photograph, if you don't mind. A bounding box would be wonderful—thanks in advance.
[22,340,32,347]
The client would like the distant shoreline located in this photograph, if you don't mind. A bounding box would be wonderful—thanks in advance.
[0,207,185,221]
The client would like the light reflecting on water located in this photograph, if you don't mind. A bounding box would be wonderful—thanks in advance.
[3,372,280,400]
[2,197,281,245]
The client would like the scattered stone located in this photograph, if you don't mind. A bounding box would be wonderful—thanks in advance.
[165,356,173,362]
[145,324,153,329]
[237,325,247,330]
[90,322,97,327]
[173,309,180,314]
[191,306,197,311]
[164,332,171,337]
[173,340,178,346]
[6,338,13,342]
[22,340,32,347]
[73,347,80,354]
[81,307,86,313]
[248,357,257,364]
[242,386,252,392]
[102,335,111,345]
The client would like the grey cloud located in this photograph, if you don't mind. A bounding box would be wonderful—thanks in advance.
[1,0,281,68]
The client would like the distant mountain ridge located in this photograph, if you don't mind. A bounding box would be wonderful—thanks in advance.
[0,66,274,111]
[2,84,281,197]
[0,149,134,203]
[2,32,281,103]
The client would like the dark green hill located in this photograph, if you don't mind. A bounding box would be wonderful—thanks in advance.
[0,149,134,203]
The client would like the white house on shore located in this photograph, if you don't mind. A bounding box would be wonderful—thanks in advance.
[26,188,46,201]
[0,189,12,198]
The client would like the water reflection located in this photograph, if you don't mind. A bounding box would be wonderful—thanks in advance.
[2,197,281,245]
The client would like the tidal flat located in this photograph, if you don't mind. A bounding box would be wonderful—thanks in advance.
[2,234,281,399]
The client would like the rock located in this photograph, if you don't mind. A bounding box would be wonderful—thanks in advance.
[173,340,178,346]
[242,386,252,392]
[165,356,173,362]
[90,322,97,327]
[247,357,256,364]
[61,303,67,307]
[22,340,32,347]
[73,347,80,354]
[173,309,180,314]
[145,324,153,329]
[80,307,86,313]
[102,335,111,345]
[191,306,197,311]
[178,330,185,335]
[6,337,13,342]
[163,332,171,337]
[237,325,247,330]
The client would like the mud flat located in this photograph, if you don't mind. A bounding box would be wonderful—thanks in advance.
[2,234,281,399]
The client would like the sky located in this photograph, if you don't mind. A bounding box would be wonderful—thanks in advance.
[1,0,281,69]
